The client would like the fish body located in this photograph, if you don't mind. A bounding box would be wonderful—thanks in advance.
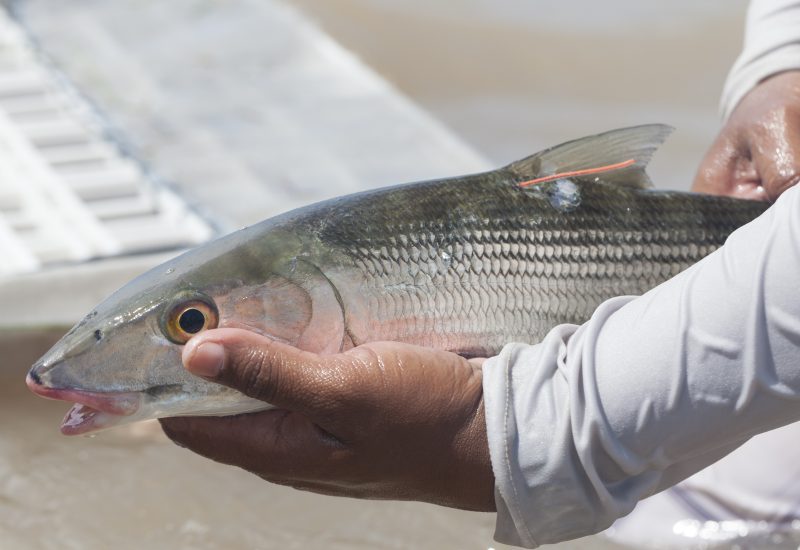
[26,125,770,434]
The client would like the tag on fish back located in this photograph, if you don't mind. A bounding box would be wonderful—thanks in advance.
[509,124,674,190]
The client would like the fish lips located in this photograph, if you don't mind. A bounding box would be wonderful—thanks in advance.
[26,370,142,435]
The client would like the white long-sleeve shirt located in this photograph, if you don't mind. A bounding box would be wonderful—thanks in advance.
[722,0,800,119]
[484,183,800,547]
[483,2,800,546]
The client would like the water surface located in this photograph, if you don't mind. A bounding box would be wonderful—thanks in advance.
[293,0,748,189]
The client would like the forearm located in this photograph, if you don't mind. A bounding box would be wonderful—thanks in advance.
[483,185,800,547]
[721,0,800,118]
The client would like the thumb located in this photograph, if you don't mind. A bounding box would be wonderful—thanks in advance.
[692,130,765,200]
[182,328,344,417]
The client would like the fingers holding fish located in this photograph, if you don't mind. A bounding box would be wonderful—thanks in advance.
[167,330,495,510]
[181,328,353,422]
[694,70,800,201]
[160,411,394,498]
[159,409,349,479]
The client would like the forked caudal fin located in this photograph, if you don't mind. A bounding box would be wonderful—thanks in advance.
[509,124,674,190]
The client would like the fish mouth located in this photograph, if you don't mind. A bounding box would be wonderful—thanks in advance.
[26,373,141,436]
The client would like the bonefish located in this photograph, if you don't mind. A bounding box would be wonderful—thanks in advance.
[26,125,769,434]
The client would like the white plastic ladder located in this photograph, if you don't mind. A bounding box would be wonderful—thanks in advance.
[0,9,214,278]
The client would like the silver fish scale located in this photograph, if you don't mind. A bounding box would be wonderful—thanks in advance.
[314,175,768,356]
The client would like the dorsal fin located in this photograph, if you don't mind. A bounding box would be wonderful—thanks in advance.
[508,124,674,190]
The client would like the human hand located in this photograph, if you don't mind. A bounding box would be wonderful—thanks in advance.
[693,70,800,200]
[159,328,495,512]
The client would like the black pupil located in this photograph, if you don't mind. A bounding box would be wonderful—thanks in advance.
[179,308,206,334]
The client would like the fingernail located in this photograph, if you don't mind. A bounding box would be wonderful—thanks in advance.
[187,341,225,378]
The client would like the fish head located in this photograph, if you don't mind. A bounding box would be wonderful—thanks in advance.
[27,224,347,435]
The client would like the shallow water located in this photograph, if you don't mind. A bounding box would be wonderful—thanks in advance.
[292,0,748,190]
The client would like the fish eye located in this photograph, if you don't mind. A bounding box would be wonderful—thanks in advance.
[163,298,218,344]
[179,308,206,334]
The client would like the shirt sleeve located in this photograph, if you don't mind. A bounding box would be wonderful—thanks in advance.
[482,183,800,548]
[721,0,800,119]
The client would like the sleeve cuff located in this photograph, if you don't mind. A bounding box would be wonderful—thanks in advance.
[481,312,627,548]
[721,46,800,119]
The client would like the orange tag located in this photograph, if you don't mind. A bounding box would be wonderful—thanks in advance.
[518,158,636,188]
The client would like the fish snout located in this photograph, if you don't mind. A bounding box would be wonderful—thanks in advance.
[27,355,76,394]
[27,370,143,436]
[26,362,141,418]
[27,357,59,391]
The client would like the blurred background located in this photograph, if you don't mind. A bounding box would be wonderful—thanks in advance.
[0,0,747,548]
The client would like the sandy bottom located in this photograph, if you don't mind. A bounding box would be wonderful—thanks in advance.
[0,331,619,550]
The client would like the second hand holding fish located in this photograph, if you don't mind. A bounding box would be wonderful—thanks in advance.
[160,328,496,511]
[694,70,800,200]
